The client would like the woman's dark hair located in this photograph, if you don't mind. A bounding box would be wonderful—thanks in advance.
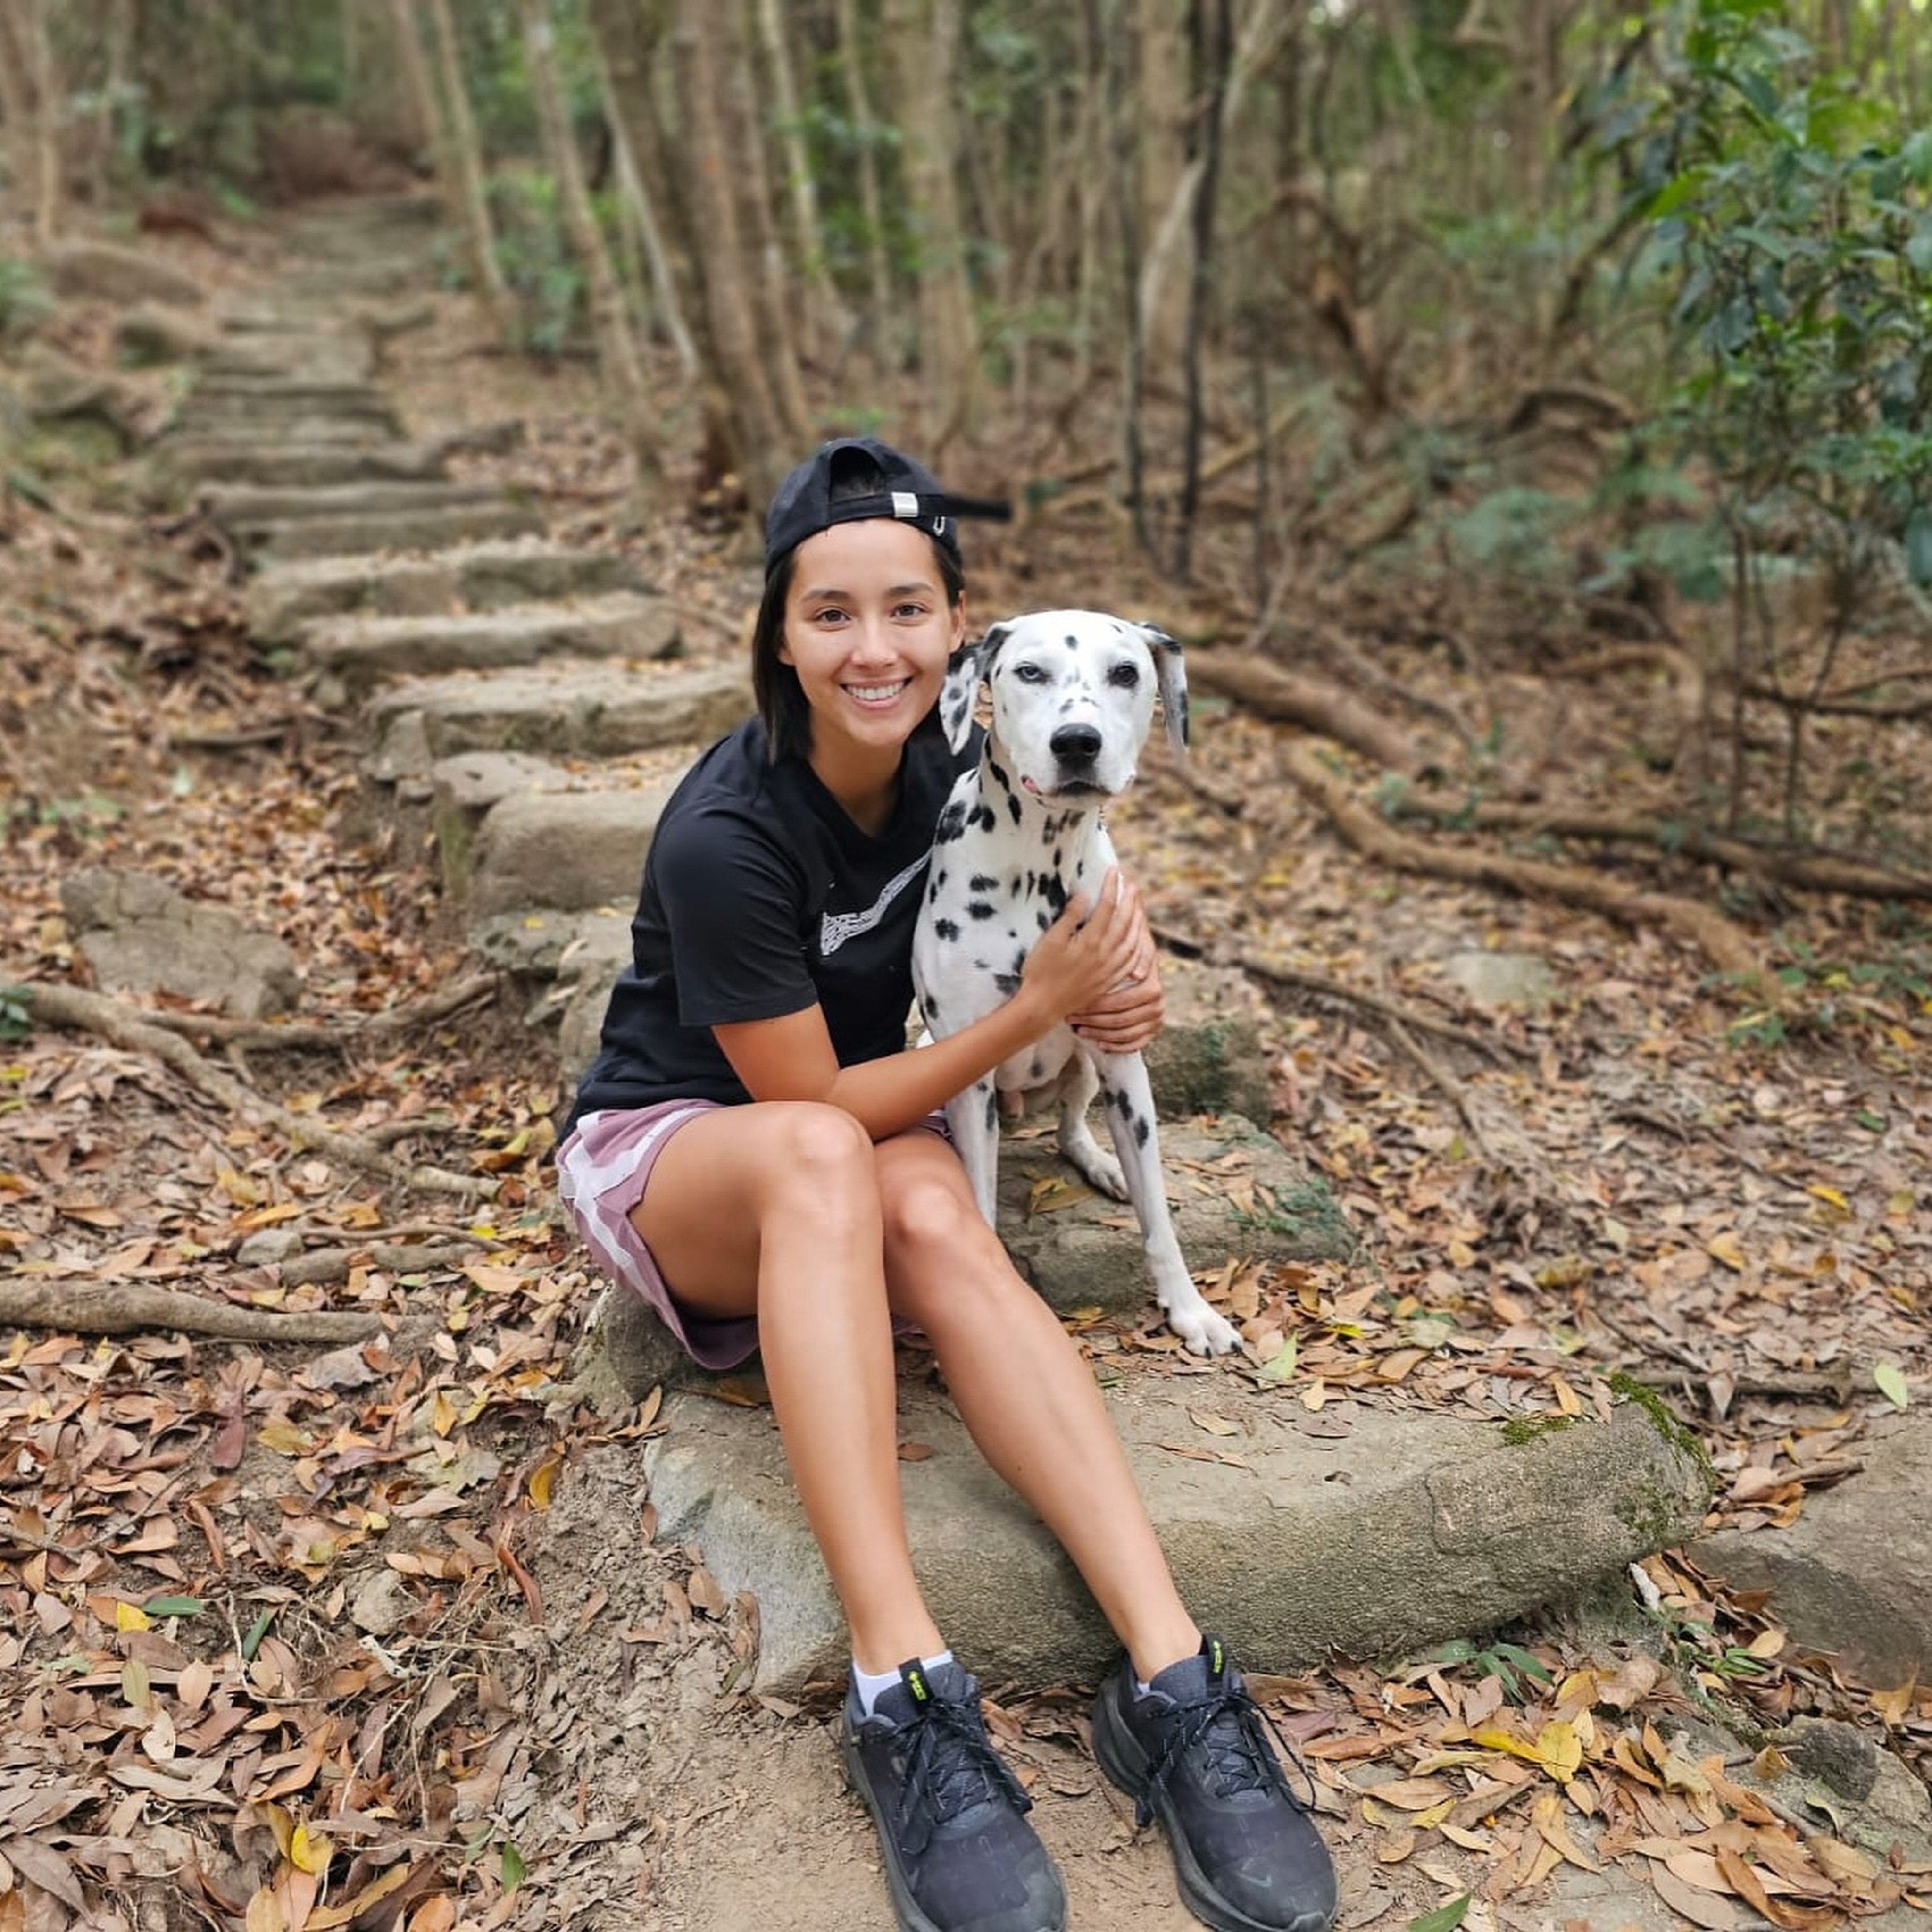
[752,453,966,763]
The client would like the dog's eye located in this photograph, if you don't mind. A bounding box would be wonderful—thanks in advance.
[1108,662,1140,688]
[1011,662,1048,684]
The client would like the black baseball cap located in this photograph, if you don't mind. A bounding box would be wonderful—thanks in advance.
[764,436,1011,571]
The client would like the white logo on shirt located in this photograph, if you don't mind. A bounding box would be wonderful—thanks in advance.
[819,853,930,957]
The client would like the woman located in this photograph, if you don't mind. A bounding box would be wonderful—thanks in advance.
[558,438,1337,1932]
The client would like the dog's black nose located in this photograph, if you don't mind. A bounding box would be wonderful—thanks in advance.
[1049,723,1102,763]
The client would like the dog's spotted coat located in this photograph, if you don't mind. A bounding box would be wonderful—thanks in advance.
[912,609,1240,1356]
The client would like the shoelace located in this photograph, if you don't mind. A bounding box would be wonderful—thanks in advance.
[892,1693,1032,1851]
[1138,1681,1317,1830]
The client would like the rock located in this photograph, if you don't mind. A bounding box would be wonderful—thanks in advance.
[114,301,215,366]
[244,540,645,644]
[632,1384,1712,1694]
[364,662,746,773]
[1691,1414,1932,1686]
[160,440,449,489]
[61,867,300,1019]
[1441,949,1557,1009]
[429,751,568,899]
[202,332,375,383]
[44,238,206,308]
[304,592,679,695]
[994,1116,1354,1318]
[469,786,673,917]
[16,344,143,449]
[237,1228,303,1267]
[1141,955,1274,1123]
[348,1567,416,1638]
[239,500,547,563]
[470,908,633,983]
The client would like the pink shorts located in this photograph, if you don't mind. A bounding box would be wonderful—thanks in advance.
[556,1100,757,1369]
[555,1099,950,1371]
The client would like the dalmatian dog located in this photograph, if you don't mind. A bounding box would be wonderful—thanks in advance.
[912,610,1241,1357]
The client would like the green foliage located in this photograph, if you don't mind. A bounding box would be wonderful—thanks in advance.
[489,171,585,356]
[1424,1635,1554,1705]
[0,988,32,1044]
[0,258,53,342]
[1595,2,1932,588]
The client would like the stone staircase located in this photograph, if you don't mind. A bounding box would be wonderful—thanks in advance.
[167,198,1716,1707]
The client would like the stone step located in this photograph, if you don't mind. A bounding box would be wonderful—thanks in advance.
[244,540,644,643]
[175,395,402,433]
[304,591,676,692]
[237,500,545,563]
[158,441,450,488]
[283,260,435,299]
[610,1368,1710,1696]
[162,415,393,448]
[366,659,744,774]
[468,779,675,917]
[192,377,395,410]
[203,478,508,524]
[201,338,375,382]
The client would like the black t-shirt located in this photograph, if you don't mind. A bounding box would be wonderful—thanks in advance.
[565,715,975,1133]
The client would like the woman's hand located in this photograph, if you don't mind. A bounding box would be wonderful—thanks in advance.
[1018,867,1146,1028]
[1067,874,1163,1053]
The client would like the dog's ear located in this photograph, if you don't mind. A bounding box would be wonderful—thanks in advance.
[940,623,1008,753]
[1139,622,1190,758]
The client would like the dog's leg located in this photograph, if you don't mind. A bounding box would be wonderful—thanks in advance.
[946,1078,1003,1228]
[1093,1053,1240,1356]
[1055,1053,1128,1201]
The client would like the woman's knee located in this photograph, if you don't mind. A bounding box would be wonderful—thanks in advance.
[754,1102,879,1218]
[881,1161,1029,1330]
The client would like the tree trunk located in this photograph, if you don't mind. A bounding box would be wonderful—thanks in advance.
[1173,0,1232,581]
[1136,0,1293,380]
[883,0,978,448]
[384,0,444,169]
[0,7,38,230]
[25,0,62,243]
[606,98,697,377]
[754,0,846,352]
[716,0,813,450]
[833,0,895,359]
[422,0,518,340]
[519,0,661,478]
[669,0,796,512]
[1138,0,1191,370]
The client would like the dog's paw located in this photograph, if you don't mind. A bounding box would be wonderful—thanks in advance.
[1065,1143,1129,1200]
[1166,1300,1241,1357]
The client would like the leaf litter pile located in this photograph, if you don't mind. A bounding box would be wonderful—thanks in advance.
[3,300,1932,1932]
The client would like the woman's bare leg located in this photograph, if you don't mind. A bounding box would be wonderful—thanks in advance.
[634,1101,944,1672]
[877,1133,1201,1681]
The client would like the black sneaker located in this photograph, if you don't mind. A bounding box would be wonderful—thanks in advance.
[841,1658,1067,1932]
[1091,1637,1337,1932]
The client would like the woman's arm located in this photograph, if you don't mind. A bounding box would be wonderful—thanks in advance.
[713,869,1147,1141]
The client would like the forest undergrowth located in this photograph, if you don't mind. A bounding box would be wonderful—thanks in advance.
[2,221,1931,1932]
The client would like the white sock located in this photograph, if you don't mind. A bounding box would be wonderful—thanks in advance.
[852,1649,954,1716]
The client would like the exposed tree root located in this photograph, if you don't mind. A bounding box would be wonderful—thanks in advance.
[1279,741,1776,996]
[16,983,497,1201]
[1212,943,1518,1061]
[139,973,499,1051]
[1553,640,1706,758]
[1387,796,1932,902]
[278,1241,480,1288]
[1186,648,1428,775]
[0,1279,377,1342]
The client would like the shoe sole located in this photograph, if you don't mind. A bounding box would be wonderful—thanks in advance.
[1091,1688,1335,1932]
[838,1727,1068,1932]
